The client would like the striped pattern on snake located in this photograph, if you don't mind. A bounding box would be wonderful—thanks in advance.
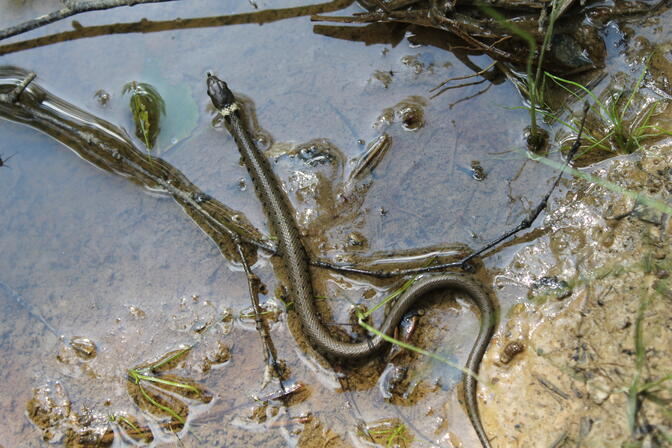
[206,74,496,448]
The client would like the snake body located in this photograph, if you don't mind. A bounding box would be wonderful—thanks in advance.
[207,74,495,448]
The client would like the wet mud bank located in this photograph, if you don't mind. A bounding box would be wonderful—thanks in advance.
[481,138,672,447]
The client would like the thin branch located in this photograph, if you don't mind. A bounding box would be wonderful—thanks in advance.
[312,9,431,24]
[448,82,493,109]
[233,238,287,392]
[0,281,63,339]
[430,60,496,94]
[0,0,355,56]
[0,71,35,103]
[191,383,304,424]
[0,0,181,42]
[429,78,487,99]
[533,373,569,400]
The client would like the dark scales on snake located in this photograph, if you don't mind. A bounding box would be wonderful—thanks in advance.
[207,73,496,448]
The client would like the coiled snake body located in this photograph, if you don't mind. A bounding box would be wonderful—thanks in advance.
[207,74,495,448]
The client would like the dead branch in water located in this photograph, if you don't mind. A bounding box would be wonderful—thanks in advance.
[233,240,288,392]
[0,0,355,56]
[0,0,182,42]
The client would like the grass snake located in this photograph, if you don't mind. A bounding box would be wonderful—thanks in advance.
[207,74,496,448]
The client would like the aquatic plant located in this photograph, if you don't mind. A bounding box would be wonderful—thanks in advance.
[109,413,155,443]
[365,420,412,447]
[479,0,567,152]
[127,346,210,428]
[122,81,166,155]
[545,64,671,155]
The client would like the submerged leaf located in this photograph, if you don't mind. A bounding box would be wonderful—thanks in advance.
[140,62,199,151]
[122,81,166,151]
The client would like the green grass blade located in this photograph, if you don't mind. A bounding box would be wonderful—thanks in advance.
[362,259,436,318]
[110,414,141,432]
[479,3,540,133]
[545,72,608,123]
[637,374,672,393]
[138,384,186,425]
[357,317,485,383]
[150,346,192,371]
[362,275,420,318]
[521,149,672,215]
[627,295,649,434]
[132,372,202,396]
[620,57,650,123]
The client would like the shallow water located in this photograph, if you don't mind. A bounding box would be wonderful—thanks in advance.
[0,1,670,447]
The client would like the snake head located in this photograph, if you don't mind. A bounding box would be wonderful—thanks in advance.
[206,73,236,111]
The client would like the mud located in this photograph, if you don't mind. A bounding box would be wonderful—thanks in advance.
[481,140,672,447]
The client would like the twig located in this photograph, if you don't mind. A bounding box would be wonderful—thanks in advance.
[0,72,36,103]
[311,258,462,278]
[311,9,430,24]
[233,237,287,392]
[338,374,376,444]
[429,78,487,99]
[533,373,569,400]
[0,0,356,56]
[314,9,525,64]
[191,384,304,425]
[429,61,497,93]
[548,431,568,448]
[311,12,385,23]
[0,281,62,339]
[448,82,493,109]
[0,0,181,42]
[253,382,303,402]
[430,61,497,94]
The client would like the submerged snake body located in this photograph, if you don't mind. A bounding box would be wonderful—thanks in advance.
[207,75,495,448]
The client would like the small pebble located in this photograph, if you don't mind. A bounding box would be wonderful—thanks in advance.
[69,337,97,359]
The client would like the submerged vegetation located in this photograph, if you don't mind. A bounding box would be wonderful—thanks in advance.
[122,81,166,154]
[363,419,413,447]
[545,66,671,156]
[477,0,566,152]
[479,1,670,156]
[126,346,211,429]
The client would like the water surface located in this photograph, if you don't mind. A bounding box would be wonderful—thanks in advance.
[0,1,669,446]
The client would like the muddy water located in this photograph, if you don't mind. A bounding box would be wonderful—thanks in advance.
[0,1,670,447]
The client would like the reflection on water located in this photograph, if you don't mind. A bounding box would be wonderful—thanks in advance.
[0,0,670,446]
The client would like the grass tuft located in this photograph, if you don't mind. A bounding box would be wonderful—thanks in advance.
[480,0,566,151]
[126,346,209,428]
[365,421,412,447]
[545,58,671,155]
